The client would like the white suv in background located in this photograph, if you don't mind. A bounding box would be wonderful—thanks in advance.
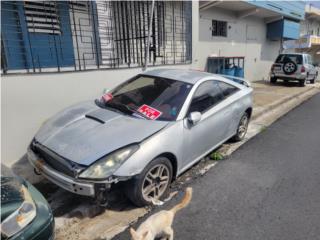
[270,53,318,87]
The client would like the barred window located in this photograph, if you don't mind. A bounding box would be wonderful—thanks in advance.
[212,20,227,37]
[24,1,61,34]
[1,1,192,73]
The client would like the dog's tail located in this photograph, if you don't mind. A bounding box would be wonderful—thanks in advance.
[170,187,193,214]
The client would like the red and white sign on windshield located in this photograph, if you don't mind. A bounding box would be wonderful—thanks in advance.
[102,93,113,102]
[137,104,162,120]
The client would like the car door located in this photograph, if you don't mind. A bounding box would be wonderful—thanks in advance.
[216,81,242,136]
[181,80,235,168]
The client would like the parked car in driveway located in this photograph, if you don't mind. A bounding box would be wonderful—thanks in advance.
[1,165,54,240]
[27,69,253,206]
[270,53,318,86]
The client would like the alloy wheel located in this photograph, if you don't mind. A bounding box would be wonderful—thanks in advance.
[284,62,296,73]
[238,114,249,139]
[142,164,170,201]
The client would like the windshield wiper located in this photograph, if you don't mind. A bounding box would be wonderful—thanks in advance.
[95,99,125,115]
[96,99,148,119]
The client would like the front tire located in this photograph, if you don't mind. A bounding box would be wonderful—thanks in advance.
[270,77,277,84]
[232,112,249,142]
[125,157,173,207]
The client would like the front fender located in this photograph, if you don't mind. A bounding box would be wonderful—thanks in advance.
[113,121,184,177]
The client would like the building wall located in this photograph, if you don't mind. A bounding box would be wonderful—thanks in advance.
[300,19,320,36]
[1,1,199,167]
[195,7,281,81]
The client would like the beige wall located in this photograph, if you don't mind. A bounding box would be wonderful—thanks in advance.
[1,1,282,167]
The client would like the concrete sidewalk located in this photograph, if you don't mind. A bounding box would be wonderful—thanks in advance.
[14,81,320,240]
[251,81,320,120]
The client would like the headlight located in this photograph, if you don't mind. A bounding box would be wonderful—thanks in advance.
[0,185,37,238]
[79,145,139,179]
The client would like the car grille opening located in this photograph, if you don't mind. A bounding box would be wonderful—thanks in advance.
[31,141,85,178]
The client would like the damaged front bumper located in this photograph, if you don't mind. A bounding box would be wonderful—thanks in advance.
[27,147,128,201]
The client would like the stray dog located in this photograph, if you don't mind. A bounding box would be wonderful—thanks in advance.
[130,187,193,240]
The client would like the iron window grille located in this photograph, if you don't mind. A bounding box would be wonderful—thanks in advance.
[1,1,192,74]
[212,19,227,37]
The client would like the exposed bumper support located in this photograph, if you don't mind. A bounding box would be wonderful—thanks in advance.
[27,147,96,197]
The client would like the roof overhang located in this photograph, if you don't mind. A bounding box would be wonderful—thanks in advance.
[199,1,303,21]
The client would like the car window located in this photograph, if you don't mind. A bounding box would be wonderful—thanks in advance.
[275,54,302,64]
[217,81,239,98]
[100,75,193,121]
[188,81,224,114]
[307,55,313,65]
[115,76,154,95]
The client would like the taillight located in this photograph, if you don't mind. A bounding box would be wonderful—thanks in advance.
[301,66,305,73]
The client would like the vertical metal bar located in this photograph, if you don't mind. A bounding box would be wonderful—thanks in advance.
[112,1,119,67]
[142,1,146,65]
[91,1,100,69]
[172,1,175,64]
[120,1,127,65]
[124,2,130,66]
[52,2,60,72]
[152,3,156,64]
[162,2,166,64]
[130,1,135,65]
[138,1,143,65]
[134,2,139,65]
[143,0,155,71]
[116,2,123,65]
[20,2,36,72]
[71,2,81,70]
[181,1,185,62]
[1,38,8,74]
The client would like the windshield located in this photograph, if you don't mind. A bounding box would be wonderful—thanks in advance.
[99,75,193,121]
[276,54,302,64]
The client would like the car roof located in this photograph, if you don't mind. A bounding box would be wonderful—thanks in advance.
[142,69,217,84]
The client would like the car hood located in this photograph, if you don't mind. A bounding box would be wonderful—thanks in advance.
[35,101,168,166]
[1,176,24,220]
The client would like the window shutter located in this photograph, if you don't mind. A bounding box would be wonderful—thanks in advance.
[24,1,61,34]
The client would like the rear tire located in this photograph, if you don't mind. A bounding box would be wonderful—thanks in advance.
[299,79,306,87]
[125,157,173,207]
[232,112,249,142]
[270,77,277,84]
[310,74,316,84]
[310,78,315,84]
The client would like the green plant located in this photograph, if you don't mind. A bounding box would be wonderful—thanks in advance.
[260,126,267,133]
[210,152,224,161]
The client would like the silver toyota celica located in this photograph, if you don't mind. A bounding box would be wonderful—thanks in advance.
[28,69,253,206]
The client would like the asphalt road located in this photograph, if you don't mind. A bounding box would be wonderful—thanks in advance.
[116,93,320,240]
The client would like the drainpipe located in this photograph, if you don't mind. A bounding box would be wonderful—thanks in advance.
[143,0,155,71]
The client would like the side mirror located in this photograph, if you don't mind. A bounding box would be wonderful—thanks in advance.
[187,112,202,125]
[103,88,110,94]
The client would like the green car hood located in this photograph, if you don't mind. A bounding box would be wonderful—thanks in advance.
[1,176,24,221]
